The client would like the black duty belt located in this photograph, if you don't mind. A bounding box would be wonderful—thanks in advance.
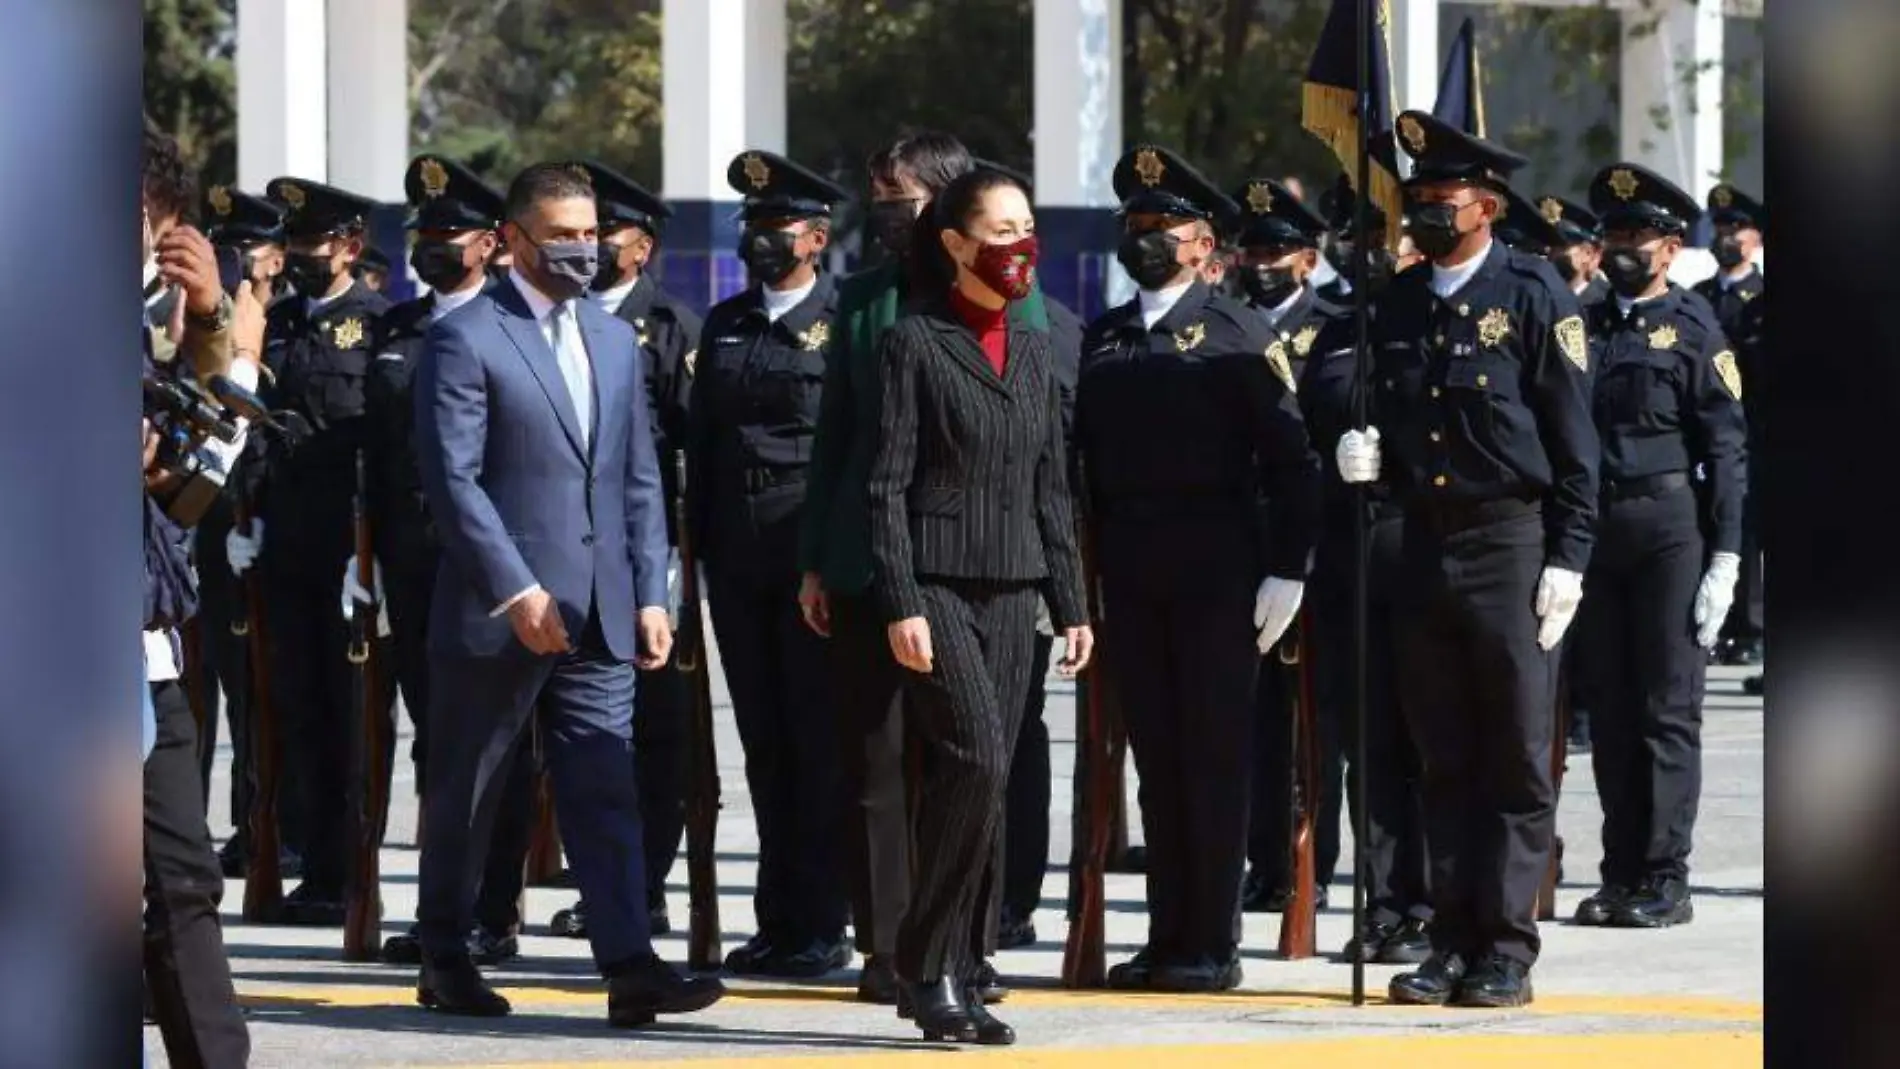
[1602,470,1690,502]
[1406,494,1540,537]
[742,467,806,493]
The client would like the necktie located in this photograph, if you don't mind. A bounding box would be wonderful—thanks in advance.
[551,300,592,449]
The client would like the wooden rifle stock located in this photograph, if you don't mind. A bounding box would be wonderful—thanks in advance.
[1062,467,1110,988]
[1539,658,1570,920]
[342,450,389,961]
[234,496,284,920]
[674,452,723,970]
[523,724,562,885]
[1276,609,1319,959]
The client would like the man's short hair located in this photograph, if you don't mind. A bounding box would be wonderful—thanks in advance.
[505,162,596,224]
[866,130,973,197]
[141,117,196,223]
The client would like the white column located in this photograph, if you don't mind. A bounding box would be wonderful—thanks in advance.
[1391,0,1441,115]
[1032,0,1121,209]
[236,0,327,190]
[1619,0,1724,198]
[663,0,786,201]
[325,0,409,200]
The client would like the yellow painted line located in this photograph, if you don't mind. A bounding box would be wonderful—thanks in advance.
[441,1032,1762,1068]
[237,980,1759,1023]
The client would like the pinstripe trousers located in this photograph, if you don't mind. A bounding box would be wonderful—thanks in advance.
[896,577,1042,982]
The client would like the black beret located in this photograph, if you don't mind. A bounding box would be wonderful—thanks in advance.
[1588,162,1700,235]
[1231,177,1331,248]
[266,177,379,238]
[203,186,285,246]
[574,159,672,236]
[1395,109,1529,189]
[727,150,849,222]
[403,155,504,232]
[1111,144,1240,223]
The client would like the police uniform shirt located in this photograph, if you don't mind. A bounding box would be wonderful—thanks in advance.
[1691,263,1763,345]
[1369,238,1600,572]
[597,272,701,545]
[1585,285,1747,553]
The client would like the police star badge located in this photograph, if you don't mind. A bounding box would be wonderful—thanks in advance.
[1399,115,1427,155]
[1608,168,1640,202]
[1477,307,1512,348]
[1292,324,1319,357]
[1133,148,1165,187]
[1247,181,1274,215]
[799,321,830,351]
[1648,324,1678,350]
[1712,185,1733,209]
[209,186,233,217]
[1265,341,1296,392]
[1540,197,1564,225]
[1713,350,1741,399]
[1173,322,1206,352]
[332,317,366,349]
[1554,315,1588,371]
[742,153,771,190]
[420,158,450,198]
[279,182,306,210]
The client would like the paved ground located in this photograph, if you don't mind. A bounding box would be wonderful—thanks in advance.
[150,623,1763,1068]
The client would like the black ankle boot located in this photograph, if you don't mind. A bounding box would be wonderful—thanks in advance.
[903,977,976,1042]
[963,983,1016,1044]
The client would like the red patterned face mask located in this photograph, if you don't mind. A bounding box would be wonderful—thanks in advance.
[969,235,1039,300]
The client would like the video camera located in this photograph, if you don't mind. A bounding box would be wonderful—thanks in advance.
[143,372,310,528]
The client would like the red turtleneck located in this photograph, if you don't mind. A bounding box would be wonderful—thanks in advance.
[950,285,1008,376]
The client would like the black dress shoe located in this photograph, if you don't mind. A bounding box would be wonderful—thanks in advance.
[1453,954,1532,1007]
[754,938,851,978]
[383,927,424,965]
[963,982,1016,1044]
[417,958,510,1017]
[468,927,519,966]
[1611,877,1693,928]
[1153,956,1225,993]
[551,900,588,938]
[1574,884,1631,926]
[1742,673,1763,696]
[1388,952,1466,1006]
[1107,947,1159,990]
[1239,869,1280,912]
[722,932,775,973]
[1343,919,1399,963]
[607,955,726,1027]
[857,954,899,1004]
[973,958,1007,1003]
[1376,917,1432,965]
[273,883,346,926]
[903,978,977,1042]
[995,910,1036,950]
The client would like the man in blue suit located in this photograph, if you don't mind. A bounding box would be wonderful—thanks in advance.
[411,162,724,1026]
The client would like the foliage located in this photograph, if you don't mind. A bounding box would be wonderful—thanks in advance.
[142,0,237,196]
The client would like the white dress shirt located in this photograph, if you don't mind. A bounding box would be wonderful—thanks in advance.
[1259,286,1305,331]
[761,276,817,323]
[590,276,639,315]
[430,280,485,322]
[1138,277,1195,329]
[1429,238,1493,300]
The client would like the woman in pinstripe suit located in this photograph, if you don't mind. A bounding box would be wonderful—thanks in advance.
[867,167,1093,1044]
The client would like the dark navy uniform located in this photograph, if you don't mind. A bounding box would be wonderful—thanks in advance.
[252,177,397,923]
[1075,148,1320,988]
[685,151,850,973]
[1693,183,1765,662]
[1372,113,1599,1003]
[1573,166,1746,929]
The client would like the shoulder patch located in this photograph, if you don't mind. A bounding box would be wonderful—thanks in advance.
[1264,341,1296,392]
[1712,350,1741,399]
[1554,315,1588,372]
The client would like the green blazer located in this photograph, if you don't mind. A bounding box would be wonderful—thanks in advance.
[798,262,1051,594]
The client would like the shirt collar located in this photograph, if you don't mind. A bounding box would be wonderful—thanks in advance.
[1137,277,1196,328]
[1614,289,1669,320]
[306,284,351,317]
[1429,238,1494,299]
[761,275,818,323]
[1261,286,1306,330]
[589,274,640,314]
[510,269,564,323]
[431,280,485,321]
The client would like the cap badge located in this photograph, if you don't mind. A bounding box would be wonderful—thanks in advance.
[1399,115,1427,155]
[1648,324,1678,350]
[1608,168,1640,202]
[332,317,365,349]
[279,182,306,210]
[1173,321,1206,352]
[208,186,233,217]
[1246,181,1274,215]
[420,158,450,199]
[742,153,772,190]
[1711,185,1733,208]
[1133,148,1165,188]
[1539,197,1564,225]
[1477,307,1512,348]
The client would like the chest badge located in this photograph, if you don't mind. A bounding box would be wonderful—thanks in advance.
[1648,324,1678,350]
[798,321,831,351]
[1292,324,1319,357]
[1554,315,1588,372]
[684,349,698,376]
[331,317,366,349]
[1713,350,1742,399]
[1173,322,1206,352]
[1476,307,1512,348]
[1264,341,1296,393]
[1737,289,1756,303]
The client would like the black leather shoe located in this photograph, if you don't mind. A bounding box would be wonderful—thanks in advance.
[383,926,424,965]
[418,957,510,1017]
[1388,952,1467,1006]
[857,954,899,1004]
[1742,674,1763,696]
[1240,868,1281,912]
[1107,947,1159,990]
[1376,917,1432,965]
[273,882,346,926]
[1574,884,1631,926]
[468,927,519,966]
[963,983,1016,1044]
[1343,919,1398,962]
[1153,955,1226,993]
[1612,877,1693,928]
[751,937,851,978]
[607,955,725,1027]
[903,978,977,1042]
[551,900,588,938]
[649,902,672,936]
[722,932,776,973]
[1453,955,1532,1007]
[995,910,1036,950]
[973,959,1007,1003]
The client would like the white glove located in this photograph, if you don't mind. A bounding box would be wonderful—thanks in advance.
[226,518,264,576]
[665,548,683,622]
[1692,551,1741,648]
[1534,566,1584,651]
[1336,427,1382,484]
[340,557,392,637]
[1253,577,1305,654]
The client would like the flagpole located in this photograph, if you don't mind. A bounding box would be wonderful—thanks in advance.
[1350,0,1373,1010]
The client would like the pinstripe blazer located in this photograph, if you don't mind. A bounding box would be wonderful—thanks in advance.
[867,300,1088,630]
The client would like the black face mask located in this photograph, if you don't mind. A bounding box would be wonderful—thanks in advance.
[741,227,802,285]
[1407,201,1469,261]
[1242,264,1301,308]
[1117,229,1184,290]
[411,239,474,293]
[591,239,633,291]
[283,251,337,297]
[1712,233,1747,269]
[868,201,918,258]
[1603,246,1658,297]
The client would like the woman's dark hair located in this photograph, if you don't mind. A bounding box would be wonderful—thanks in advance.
[866,130,972,198]
[141,116,196,224]
[909,166,1028,297]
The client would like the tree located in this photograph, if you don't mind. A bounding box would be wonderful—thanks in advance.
[143,0,237,196]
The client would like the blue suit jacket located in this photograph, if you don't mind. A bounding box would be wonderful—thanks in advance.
[415,279,669,661]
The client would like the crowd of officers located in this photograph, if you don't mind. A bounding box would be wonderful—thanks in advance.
[176,109,1761,1014]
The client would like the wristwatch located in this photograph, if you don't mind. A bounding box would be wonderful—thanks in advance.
[186,292,233,334]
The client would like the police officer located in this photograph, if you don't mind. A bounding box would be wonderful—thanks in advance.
[686,150,851,977]
[1692,184,1764,667]
[1538,195,1609,310]
[547,159,703,941]
[369,155,531,965]
[1227,177,1345,915]
[1336,111,1599,1008]
[229,177,396,925]
[1494,185,1566,258]
[1571,163,1746,929]
[1074,146,1320,993]
[1315,174,1409,306]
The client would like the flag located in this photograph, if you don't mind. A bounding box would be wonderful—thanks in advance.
[1301,0,1405,252]
[1433,17,1486,138]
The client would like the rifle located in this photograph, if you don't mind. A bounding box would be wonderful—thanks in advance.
[1539,659,1571,920]
[1062,460,1110,988]
[1276,610,1319,958]
[523,725,562,885]
[673,452,723,970]
[1104,720,1134,872]
[342,450,390,961]
[235,494,283,921]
